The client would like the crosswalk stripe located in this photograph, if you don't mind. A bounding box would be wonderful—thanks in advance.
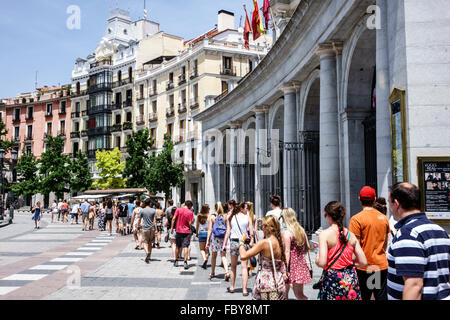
[50,257,83,263]
[2,274,47,281]
[30,265,69,271]
[0,287,21,295]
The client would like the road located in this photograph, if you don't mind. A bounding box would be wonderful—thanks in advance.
[0,212,322,300]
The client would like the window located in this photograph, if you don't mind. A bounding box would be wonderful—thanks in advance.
[223,56,232,69]
[169,95,174,109]
[60,120,66,135]
[46,103,53,116]
[14,108,20,121]
[73,142,79,156]
[115,136,121,148]
[139,84,144,99]
[222,81,229,93]
[60,101,66,114]
[126,112,132,122]
[115,114,121,124]
[167,123,173,137]
[249,59,253,73]
[179,120,185,142]
[75,122,80,132]
[26,146,32,154]
[152,79,157,94]
[14,127,19,140]
[118,70,122,82]
[75,102,80,113]
[47,123,52,136]
[27,125,32,139]
[152,101,157,114]
[27,107,33,120]
[150,128,156,145]
[169,73,174,83]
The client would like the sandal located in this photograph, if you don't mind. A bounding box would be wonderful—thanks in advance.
[227,287,235,293]
[209,274,215,280]
[224,273,230,282]
[243,292,249,297]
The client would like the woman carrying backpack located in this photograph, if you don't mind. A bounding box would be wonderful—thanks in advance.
[206,202,230,281]
[196,204,210,269]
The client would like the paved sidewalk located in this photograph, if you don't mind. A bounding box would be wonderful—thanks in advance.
[45,235,322,300]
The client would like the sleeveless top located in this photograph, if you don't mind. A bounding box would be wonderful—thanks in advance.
[155,210,164,226]
[230,213,249,240]
[326,228,354,270]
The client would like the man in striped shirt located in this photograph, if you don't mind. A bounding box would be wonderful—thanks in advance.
[387,182,450,300]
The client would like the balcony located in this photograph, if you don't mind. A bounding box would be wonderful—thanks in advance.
[88,104,113,115]
[123,100,132,109]
[175,135,185,145]
[13,117,21,123]
[166,107,175,118]
[137,95,146,102]
[166,81,174,91]
[178,75,186,86]
[44,132,52,140]
[45,112,53,118]
[123,122,133,131]
[178,103,187,114]
[88,126,111,136]
[81,130,88,137]
[185,162,198,171]
[81,110,88,117]
[190,97,199,110]
[112,102,122,111]
[71,112,80,118]
[24,135,33,143]
[136,115,145,126]
[220,66,237,76]
[111,124,122,133]
[58,131,66,137]
[90,58,112,69]
[214,90,229,104]
[149,89,158,97]
[58,109,67,115]
[149,114,158,123]
[13,136,20,144]
[88,83,112,94]
[72,89,88,97]
[112,78,132,89]
[190,68,199,80]
[70,132,80,139]
[25,115,33,121]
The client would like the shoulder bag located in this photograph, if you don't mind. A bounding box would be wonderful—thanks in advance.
[260,239,284,300]
[235,215,257,268]
[312,231,350,290]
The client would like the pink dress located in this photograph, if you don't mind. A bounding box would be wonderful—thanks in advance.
[288,238,312,285]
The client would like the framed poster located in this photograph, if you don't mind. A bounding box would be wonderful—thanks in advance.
[417,157,450,220]
[390,89,408,184]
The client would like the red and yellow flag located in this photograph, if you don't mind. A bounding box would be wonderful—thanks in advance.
[252,0,265,41]
[244,5,252,50]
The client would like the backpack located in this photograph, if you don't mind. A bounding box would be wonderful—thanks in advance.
[212,215,226,238]
[118,203,128,218]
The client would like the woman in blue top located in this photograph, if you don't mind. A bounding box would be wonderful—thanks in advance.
[32,201,42,229]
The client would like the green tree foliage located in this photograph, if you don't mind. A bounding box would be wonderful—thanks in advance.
[123,128,154,188]
[146,134,184,200]
[0,120,13,153]
[92,148,127,190]
[11,149,40,197]
[70,150,93,195]
[39,135,71,199]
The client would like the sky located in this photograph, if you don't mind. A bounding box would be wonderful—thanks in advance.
[0,0,265,98]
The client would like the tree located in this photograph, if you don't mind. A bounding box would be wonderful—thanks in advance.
[11,150,40,200]
[123,128,154,188]
[146,134,184,200]
[70,150,93,195]
[39,135,71,199]
[0,120,13,153]
[92,148,127,190]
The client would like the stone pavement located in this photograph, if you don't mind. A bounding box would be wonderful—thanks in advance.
[0,212,323,300]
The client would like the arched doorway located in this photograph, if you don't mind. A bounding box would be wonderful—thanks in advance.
[344,27,377,215]
[300,76,321,234]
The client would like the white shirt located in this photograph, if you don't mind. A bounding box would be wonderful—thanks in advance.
[266,208,282,219]
[71,204,79,214]
[57,202,63,210]
[230,213,249,240]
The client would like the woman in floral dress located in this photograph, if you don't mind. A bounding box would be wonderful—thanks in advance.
[238,215,287,300]
[315,201,367,300]
[281,208,312,300]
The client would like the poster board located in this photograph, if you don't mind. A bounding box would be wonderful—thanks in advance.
[390,89,408,184]
[417,157,450,220]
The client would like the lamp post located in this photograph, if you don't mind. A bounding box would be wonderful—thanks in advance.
[10,149,18,222]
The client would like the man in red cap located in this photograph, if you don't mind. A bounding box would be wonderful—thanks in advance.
[349,186,390,300]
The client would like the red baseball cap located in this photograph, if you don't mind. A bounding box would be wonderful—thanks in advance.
[360,186,376,201]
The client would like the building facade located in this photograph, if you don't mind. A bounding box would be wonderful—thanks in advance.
[134,10,270,211]
[195,0,450,233]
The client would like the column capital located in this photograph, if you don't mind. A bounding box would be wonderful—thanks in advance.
[253,105,270,114]
[281,81,301,94]
[316,41,344,58]
[228,121,242,129]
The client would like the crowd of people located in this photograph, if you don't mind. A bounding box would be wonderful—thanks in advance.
[30,181,449,300]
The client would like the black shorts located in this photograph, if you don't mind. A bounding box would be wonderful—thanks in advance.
[105,214,114,221]
[175,233,191,249]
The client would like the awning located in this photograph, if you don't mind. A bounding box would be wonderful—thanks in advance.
[71,194,111,200]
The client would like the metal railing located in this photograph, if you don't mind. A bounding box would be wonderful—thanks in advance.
[70,132,80,139]
[111,124,122,132]
[71,112,80,118]
[123,122,133,130]
[166,81,174,91]
[220,66,236,76]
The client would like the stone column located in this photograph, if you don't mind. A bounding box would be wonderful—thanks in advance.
[227,122,241,201]
[204,139,216,208]
[317,43,341,229]
[376,0,392,201]
[281,82,301,209]
[254,106,269,219]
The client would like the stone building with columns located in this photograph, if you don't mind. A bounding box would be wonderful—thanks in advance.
[195,0,450,233]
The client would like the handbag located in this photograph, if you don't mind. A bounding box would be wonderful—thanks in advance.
[234,216,257,268]
[312,231,350,290]
[260,239,283,300]
[306,246,313,278]
[164,233,169,243]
